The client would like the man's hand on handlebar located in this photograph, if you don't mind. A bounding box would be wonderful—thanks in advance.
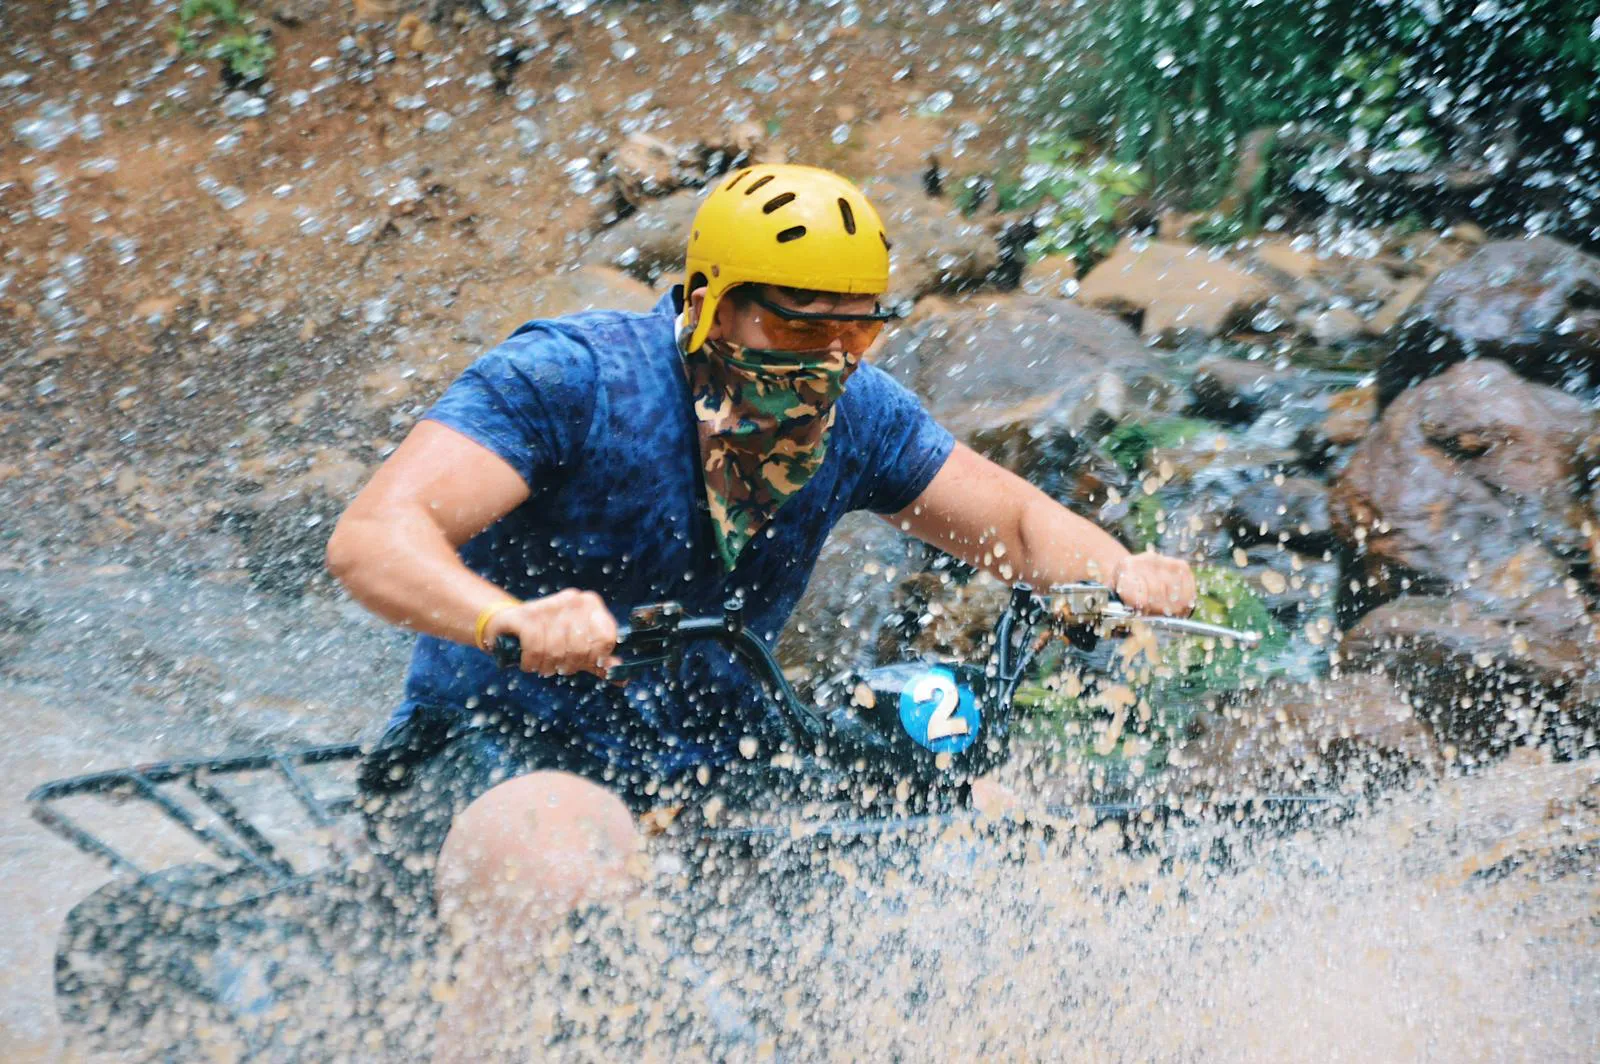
[1109,550,1197,618]
[483,589,621,678]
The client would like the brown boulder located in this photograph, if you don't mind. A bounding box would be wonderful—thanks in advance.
[604,132,680,206]
[1331,359,1598,606]
[579,191,702,285]
[1189,356,1324,422]
[1381,237,1600,405]
[778,513,926,680]
[1329,359,1600,748]
[1076,239,1284,345]
[1227,477,1333,553]
[861,177,1012,304]
[1342,593,1597,751]
[1171,672,1437,793]
[875,294,1179,485]
[1295,384,1378,468]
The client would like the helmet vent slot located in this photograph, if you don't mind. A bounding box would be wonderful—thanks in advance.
[775,225,807,243]
[838,198,857,234]
[761,192,796,214]
[725,170,750,190]
[879,230,891,250]
[745,174,776,195]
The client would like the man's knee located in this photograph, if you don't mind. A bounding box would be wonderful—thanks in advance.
[434,770,640,924]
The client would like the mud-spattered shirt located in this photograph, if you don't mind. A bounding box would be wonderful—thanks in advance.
[390,289,954,785]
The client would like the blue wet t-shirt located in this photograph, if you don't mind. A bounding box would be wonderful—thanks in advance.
[392,288,955,785]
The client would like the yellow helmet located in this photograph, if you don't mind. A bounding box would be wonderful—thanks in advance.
[682,164,891,353]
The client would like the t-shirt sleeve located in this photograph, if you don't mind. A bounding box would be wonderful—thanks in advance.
[847,363,956,515]
[422,325,597,490]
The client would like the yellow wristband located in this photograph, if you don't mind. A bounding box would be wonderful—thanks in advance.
[473,598,521,652]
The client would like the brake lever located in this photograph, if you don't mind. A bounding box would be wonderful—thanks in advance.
[1097,604,1263,647]
[1042,584,1262,648]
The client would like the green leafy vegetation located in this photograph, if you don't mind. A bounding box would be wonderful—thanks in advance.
[958,137,1145,268]
[175,0,274,86]
[1003,137,1146,265]
[1101,417,1216,474]
[1015,565,1290,788]
[1032,0,1600,232]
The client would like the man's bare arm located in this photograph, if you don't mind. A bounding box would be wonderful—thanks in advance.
[888,442,1194,615]
[325,421,532,646]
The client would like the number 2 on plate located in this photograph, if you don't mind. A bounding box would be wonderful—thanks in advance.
[910,672,969,743]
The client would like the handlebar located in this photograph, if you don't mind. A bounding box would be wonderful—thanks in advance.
[493,596,831,747]
[489,584,1262,754]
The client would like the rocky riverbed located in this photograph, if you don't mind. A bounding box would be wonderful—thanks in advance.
[3,1,1598,1059]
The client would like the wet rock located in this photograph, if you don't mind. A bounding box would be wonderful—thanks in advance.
[1020,254,1078,298]
[1364,276,1429,337]
[1243,239,1324,285]
[1135,492,1233,559]
[1076,239,1284,345]
[876,294,1178,485]
[1227,477,1333,552]
[1381,237,1600,406]
[1189,356,1315,422]
[1146,437,1299,488]
[1295,385,1378,470]
[778,513,924,679]
[1314,384,1377,443]
[580,191,701,285]
[0,599,44,663]
[1308,306,1367,347]
[601,121,781,210]
[1227,545,1339,628]
[1171,672,1437,793]
[605,132,680,207]
[862,177,1012,304]
[1330,359,1599,609]
[1342,593,1597,752]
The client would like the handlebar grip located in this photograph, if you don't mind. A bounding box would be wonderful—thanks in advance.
[492,627,635,673]
[492,634,521,670]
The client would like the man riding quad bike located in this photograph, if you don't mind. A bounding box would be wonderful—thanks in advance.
[36,164,1205,1060]
[322,162,1197,1057]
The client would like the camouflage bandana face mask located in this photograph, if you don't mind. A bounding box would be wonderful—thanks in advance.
[680,332,857,570]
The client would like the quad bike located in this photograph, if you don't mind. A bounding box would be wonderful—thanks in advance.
[31,583,1331,1059]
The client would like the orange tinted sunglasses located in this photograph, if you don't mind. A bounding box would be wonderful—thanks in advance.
[747,292,902,355]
